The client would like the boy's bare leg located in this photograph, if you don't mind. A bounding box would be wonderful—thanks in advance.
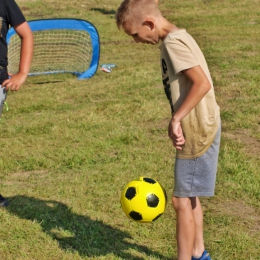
[172,196,195,260]
[191,197,205,257]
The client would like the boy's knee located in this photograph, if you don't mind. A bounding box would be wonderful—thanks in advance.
[172,196,193,211]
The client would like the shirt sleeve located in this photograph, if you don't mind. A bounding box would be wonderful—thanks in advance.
[165,38,199,75]
[6,0,26,27]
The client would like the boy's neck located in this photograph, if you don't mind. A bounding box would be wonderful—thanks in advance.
[158,17,180,40]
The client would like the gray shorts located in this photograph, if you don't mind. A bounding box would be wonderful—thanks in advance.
[173,123,221,197]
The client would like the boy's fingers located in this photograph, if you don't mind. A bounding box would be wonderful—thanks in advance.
[172,135,185,149]
[4,83,18,91]
[2,79,8,87]
[168,121,185,149]
[175,140,185,146]
[174,143,183,150]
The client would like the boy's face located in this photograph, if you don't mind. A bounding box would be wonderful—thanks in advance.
[122,20,159,45]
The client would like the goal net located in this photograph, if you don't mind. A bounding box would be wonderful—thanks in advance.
[7,18,100,80]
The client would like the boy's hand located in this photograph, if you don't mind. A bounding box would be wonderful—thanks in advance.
[2,72,27,91]
[168,118,185,150]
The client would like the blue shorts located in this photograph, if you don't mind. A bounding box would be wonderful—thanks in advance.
[173,123,221,197]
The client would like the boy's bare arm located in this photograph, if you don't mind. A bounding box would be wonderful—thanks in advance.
[168,120,185,150]
[2,22,33,91]
[168,65,211,150]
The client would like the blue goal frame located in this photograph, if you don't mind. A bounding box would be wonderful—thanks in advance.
[7,18,100,80]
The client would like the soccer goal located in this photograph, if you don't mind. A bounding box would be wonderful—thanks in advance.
[7,18,100,80]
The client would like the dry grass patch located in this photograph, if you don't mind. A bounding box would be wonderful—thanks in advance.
[223,130,260,158]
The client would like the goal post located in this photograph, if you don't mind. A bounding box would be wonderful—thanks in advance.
[7,18,100,80]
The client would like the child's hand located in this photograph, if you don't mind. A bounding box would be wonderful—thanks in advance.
[2,72,27,91]
[168,119,185,150]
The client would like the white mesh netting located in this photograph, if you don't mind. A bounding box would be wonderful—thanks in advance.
[8,29,93,76]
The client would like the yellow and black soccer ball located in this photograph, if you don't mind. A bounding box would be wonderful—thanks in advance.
[120,177,167,223]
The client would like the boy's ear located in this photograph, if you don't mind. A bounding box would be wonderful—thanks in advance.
[143,20,155,30]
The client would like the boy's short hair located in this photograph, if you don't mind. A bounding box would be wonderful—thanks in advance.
[115,0,161,29]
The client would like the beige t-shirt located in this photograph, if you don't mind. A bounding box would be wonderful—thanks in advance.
[160,29,220,159]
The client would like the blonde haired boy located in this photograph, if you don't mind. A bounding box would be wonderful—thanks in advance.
[116,0,221,260]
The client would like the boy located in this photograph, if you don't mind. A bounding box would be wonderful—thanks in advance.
[0,0,33,207]
[115,1,221,260]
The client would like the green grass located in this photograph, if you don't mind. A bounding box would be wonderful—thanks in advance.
[0,0,260,259]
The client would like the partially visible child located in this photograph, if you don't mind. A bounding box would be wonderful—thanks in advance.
[115,1,220,260]
[0,0,33,207]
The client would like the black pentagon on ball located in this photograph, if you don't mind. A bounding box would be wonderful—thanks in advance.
[125,187,136,200]
[146,193,159,207]
[163,187,168,202]
[129,211,143,221]
[143,177,156,184]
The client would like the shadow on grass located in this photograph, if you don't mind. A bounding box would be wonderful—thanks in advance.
[7,195,171,260]
[90,8,116,15]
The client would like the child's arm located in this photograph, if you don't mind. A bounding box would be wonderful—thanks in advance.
[168,65,211,150]
[2,21,33,91]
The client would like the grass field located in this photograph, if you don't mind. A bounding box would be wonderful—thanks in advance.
[0,0,260,259]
